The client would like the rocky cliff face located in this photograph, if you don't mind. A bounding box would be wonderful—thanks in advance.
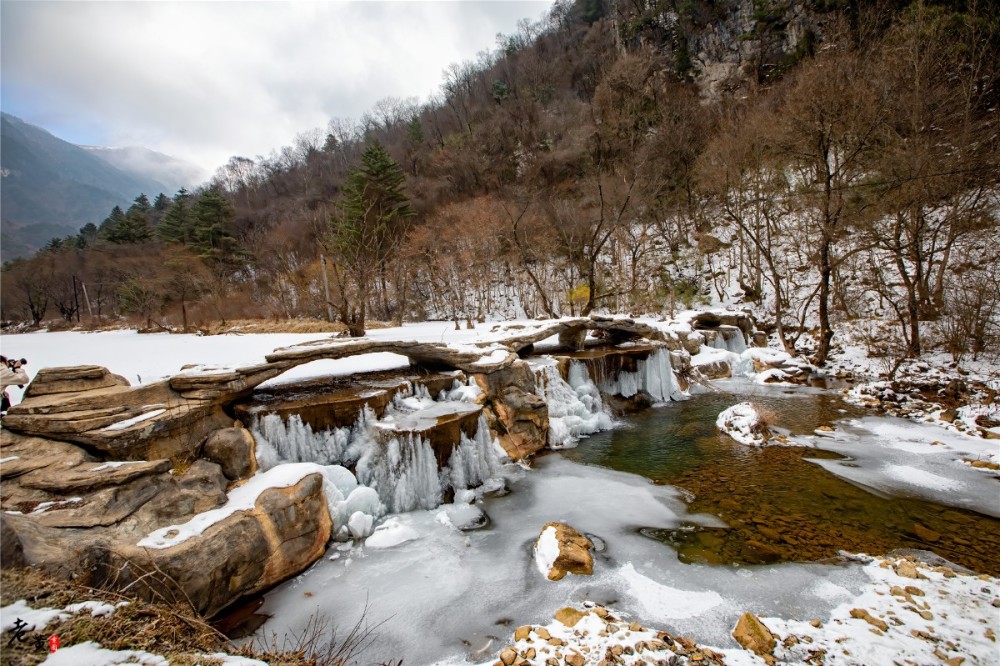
[610,0,837,96]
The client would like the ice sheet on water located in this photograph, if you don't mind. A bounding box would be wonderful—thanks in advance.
[799,416,1000,518]
[618,562,723,619]
[253,455,870,665]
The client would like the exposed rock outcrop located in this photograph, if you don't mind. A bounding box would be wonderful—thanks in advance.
[534,522,594,581]
[0,436,330,618]
[122,472,332,617]
[473,361,549,460]
[732,612,777,662]
[203,427,258,481]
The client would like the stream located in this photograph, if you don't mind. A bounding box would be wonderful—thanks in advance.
[248,380,1000,664]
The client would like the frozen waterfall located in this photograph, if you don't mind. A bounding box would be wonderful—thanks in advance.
[708,329,754,377]
[250,381,507,516]
[598,348,683,403]
[533,360,614,448]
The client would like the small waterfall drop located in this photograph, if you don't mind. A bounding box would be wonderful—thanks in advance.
[707,329,754,377]
[534,360,614,448]
[598,348,683,403]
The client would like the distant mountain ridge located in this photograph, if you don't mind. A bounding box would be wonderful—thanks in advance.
[80,145,205,197]
[0,112,202,263]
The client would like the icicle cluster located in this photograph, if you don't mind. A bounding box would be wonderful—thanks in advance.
[597,348,683,403]
[534,360,614,448]
[250,379,505,522]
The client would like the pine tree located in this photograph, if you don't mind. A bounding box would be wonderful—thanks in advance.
[76,223,99,249]
[330,141,414,335]
[153,193,171,211]
[157,189,193,244]
[191,190,238,260]
[132,193,151,211]
[98,206,127,242]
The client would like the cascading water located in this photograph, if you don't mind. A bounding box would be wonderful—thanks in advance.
[598,348,683,403]
[250,379,507,519]
[533,360,614,448]
[708,329,754,377]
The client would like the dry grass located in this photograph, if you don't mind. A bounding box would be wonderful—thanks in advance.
[0,568,397,666]
[198,319,348,335]
[195,319,392,335]
[22,318,396,336]
[1,568,227,665]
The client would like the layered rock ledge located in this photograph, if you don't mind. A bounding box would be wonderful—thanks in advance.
[0,312,756,618]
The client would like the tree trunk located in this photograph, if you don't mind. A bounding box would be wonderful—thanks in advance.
[814,241,834,365]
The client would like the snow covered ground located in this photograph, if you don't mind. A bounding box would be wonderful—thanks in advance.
[0,321,490,406]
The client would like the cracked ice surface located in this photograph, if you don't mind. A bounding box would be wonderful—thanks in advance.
[795,416,1000,518]
[253,455,871,664]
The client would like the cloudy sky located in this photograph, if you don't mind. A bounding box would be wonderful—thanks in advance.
[1,0,552,179]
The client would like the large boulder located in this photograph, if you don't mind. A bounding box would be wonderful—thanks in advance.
[716,402,772,446]
[203,427,258,481]
[473,361,549,460]
[1,455,331,618]
[123,472,333,616]
[491,386,548,459]
[690,310,753,341]
[534,522,594,581]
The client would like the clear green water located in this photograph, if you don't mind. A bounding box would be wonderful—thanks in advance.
[560,389,1000,574]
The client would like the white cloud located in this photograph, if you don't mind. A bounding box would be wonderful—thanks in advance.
[1,1,551,175]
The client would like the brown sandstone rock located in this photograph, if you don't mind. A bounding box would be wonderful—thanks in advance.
[122,472,332,617]
[0,431,91,480]
[18,459,171,493]
[913,523,941,543]
[537,523,594,581]
[850,608,888,632]
[694,359,732,380]
[492,387,548,460]
[203,427,258,481]
[681,332,705,355]
[732,612,776,660]
[23,365,130,398]
[554,607,587,628]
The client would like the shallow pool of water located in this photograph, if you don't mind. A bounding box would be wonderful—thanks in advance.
[561,386,1000,574]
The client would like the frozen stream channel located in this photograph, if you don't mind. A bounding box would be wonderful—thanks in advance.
[248,379,1000,665]
[253,452,874,664]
